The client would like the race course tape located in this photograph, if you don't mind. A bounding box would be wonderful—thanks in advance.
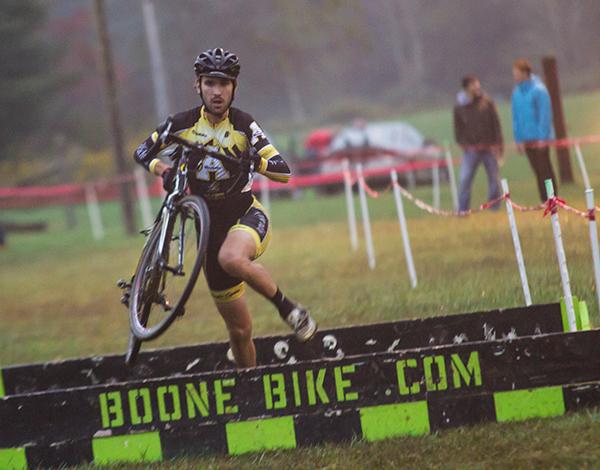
[0,303,571,396]
[1,381,599,469]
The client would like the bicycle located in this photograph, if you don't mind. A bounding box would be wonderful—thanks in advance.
[118,121,250,366]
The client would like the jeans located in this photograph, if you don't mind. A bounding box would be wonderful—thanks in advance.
[524,146,558,202]
[458,150,501,212]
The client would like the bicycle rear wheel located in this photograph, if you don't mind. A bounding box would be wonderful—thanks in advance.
[129,195,210,341]
[125,222,161,365]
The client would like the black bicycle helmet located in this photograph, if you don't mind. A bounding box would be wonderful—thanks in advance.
[194,47,240,80]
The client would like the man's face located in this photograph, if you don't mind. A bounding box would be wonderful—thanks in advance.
[512,67,527,83]
[199,76,234,115]
[466,79,481,98]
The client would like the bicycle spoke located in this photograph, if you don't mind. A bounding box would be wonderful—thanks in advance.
[129,195,209,341]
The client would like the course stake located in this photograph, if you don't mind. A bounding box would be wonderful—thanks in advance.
[134,167,153,229]
[343,159,358,251]
[260,174,271,214]
[85,183,105,241]
[574,144,591,189]
[501,180,531,306]
[585,188,600,319]
[545,179,576,331]
[432,159,440,209]
[444,144,459,210]
[356,163,376,270]
[391,170,417,288]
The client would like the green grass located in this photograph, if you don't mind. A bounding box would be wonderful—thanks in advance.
[2,90,600,468]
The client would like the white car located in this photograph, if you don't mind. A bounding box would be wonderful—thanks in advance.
[319,121,444,192]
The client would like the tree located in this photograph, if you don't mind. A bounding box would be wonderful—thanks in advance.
[0,0,64,160]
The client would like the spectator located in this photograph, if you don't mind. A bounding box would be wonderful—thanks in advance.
[454,75,503,212]
[511,58,557,201]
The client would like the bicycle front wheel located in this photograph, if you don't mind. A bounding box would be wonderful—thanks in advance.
[129,195,210,341]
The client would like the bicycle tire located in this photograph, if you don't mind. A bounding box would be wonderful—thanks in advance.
[124,222,161,364]
[129,195,210,341]
[125,332,142,366]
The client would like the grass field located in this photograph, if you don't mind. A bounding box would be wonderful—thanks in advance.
[2,90,600,468]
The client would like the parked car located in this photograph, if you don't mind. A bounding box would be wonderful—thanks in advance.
[314,121,446,194]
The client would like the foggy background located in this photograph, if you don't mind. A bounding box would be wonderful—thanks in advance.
[3,0,600,181]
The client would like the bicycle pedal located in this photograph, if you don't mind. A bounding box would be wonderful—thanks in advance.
[120,293,130,307]
[116,278,131,289]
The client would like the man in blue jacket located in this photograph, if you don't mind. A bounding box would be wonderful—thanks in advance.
[511,58,557,201]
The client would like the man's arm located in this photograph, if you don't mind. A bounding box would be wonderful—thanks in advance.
[536,88,553,141]
[453,106,465,146]
[489,100,503,152]
[133,131,168,176]
[133,108,200,176]
[511,92,525,153]
[247,120,291,183]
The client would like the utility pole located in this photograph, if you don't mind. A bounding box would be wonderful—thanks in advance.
[542,56,574,184]
[93,0,136,235]
[141,0,170,120]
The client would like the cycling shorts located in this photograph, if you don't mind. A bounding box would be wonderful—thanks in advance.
[204,193,271,304]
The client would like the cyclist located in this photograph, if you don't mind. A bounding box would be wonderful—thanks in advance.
[133,47,317,367]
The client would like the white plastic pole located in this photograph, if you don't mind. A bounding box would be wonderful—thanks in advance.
[545,179,576,331]
[85,183,105,241]
[574,143,591,189]
[432,159,440,209]
[260,175,271,213]
[342,159,358,251]
[134,167,154,228]
[501,179,532,306]
[585,188,600,318]
[444,145,459,211]
[406,169,416,190]
[356,163,376,270]
[142,0,170,120]
[391,170,417,288]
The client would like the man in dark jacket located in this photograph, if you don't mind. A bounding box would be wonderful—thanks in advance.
[454,75,503,212]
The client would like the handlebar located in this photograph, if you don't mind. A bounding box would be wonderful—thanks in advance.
[156,130,250,199]
[148,118,250,169]
[164,133,241,167]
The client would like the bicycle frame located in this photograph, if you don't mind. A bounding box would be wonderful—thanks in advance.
[156,149,191,275]
[144,132,247,282]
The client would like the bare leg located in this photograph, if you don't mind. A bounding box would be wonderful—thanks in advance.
[218,230,277,299]
[218,229,317,342]
[216,294,256,368]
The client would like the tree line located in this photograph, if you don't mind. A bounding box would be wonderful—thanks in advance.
[2,0,600,166]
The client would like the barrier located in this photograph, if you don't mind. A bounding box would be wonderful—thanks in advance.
[2,328,600,463]
[3,380,600,468]
[0,303,565,397]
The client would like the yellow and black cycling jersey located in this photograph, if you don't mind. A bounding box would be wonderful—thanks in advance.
[133,105,291,202]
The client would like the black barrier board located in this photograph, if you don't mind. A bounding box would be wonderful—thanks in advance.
[1,328,599,449]
[0,303,565,396]
[2,381,600,469]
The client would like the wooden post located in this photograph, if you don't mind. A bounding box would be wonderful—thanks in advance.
[542,56,574,184]
[93,0,137,235]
